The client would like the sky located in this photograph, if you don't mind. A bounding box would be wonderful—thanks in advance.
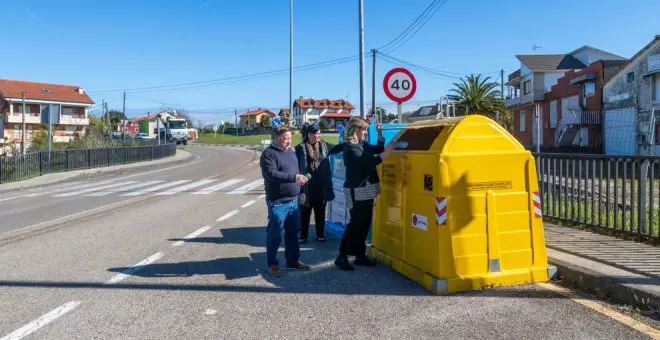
[1,0,659,125]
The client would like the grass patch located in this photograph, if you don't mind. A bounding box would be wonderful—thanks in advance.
[543,194,660,244]
[195,133,339,145]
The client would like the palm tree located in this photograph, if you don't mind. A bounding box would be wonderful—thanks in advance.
[448,74,505,118]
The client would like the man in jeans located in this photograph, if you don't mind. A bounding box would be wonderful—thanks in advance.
[260,125,311,276]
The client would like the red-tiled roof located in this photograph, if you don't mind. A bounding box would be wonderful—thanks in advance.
[240,108,275,117]
[0,79,95,104]
[279,108,290,116]
[295,98,354,110]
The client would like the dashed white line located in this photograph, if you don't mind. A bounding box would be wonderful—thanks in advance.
[0,196,18,203]
[173,226,212,247]
[193,178,244,195]
[87,180,164,197]
[54,181,138,197]
[122,180,190,196]
[241,200,257,209]
[217,209,239,222]
[0,301,81,340]
[105,252,163,284]
[155,179,216,196]
[257,194,266,199]
[227,179,263,195]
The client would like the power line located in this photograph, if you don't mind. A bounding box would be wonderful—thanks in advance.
[379,0,449,54]
[379,52,500,79]
[87,56,358,95]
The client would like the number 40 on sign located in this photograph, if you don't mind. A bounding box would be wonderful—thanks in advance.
[383,67,417,121]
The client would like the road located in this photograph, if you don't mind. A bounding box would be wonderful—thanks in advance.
[0,145,657,339]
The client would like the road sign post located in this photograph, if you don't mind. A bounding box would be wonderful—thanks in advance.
[383,67,417,123]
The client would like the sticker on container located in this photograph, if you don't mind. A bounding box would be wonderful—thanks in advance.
[412,213,428,231]
[466,180,512,191]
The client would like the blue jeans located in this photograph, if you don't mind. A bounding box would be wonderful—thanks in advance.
[266,199,301,267]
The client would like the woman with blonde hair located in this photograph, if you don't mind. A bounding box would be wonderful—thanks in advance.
[335,117,394,271]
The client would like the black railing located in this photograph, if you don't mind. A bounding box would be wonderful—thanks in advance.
[535,153,660,241]
[0,144,176,184]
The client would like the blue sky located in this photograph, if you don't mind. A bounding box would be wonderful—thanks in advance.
[1,0,658,124]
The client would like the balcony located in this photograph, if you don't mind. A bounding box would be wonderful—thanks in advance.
[561,110,602,125]
[7,114,41,124]
[505,96,521,108]
[60,115,89,125]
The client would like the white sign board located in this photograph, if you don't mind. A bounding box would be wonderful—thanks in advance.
[412,213,428,231]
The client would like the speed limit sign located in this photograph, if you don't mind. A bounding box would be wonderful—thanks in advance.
[383,67,417,103]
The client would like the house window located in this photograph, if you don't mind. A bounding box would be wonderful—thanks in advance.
[12,104,39,115]
[62,107,74,116]
[549,100,558,128]
[654,74,660,102]
[519,111,526,132]
[523,80,531,95]
[655,122,660,145]
[583,82,596,106]
[627,72,635,83]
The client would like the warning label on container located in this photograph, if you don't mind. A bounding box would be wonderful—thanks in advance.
[466,180,512,191]
[412,213,428,231]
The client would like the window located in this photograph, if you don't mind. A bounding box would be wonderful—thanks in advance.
[12,104,39,115]
[627,72,635,83]
[583,82,596,106]
[519,111,526,131]
[549,100,558,128]
[655,123,660,145]
[654,74,660,102]
[62,107,74,116]
[523,80,531,95]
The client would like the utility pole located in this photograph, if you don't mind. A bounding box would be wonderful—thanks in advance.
[289,0,294,126]
[498,68,504,123]
[358,0,366,118]
[122,91,126,143]
[234,108,238,136]
[371,49,377,122]
[21,92,26,154]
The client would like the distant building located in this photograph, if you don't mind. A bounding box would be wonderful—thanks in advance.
[603,35,660,155]
[0,79,94,146]
[505,45,627,152]
[239,108,275,129]
[291,97,354,127]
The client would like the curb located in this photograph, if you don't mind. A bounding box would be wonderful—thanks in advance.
[548,253,660,311]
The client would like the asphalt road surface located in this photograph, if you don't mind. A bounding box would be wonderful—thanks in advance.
[0,145,657,339]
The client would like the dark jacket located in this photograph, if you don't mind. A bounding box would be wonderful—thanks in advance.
[343,140,385,189]
[295,141,344,205]
[260,144,300,202]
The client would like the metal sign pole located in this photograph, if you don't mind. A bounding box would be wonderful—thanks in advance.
[397,103,403,123]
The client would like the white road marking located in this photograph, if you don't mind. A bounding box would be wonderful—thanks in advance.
[227,179,264,195]
[205,309,218,315]
[173,226,212,247]
[257,194,266,199]
[217,209,239,222]
[0,196,19,203]
[122,180,190,197]
[537,282,660,338]
[0,301,81,340]
[23,179,117,198]
[54,181,138,197]
[105,252,164,284]
[86,180,164,197]
[241,200,257,209]
[154,179,216,196]
[193,178,244,195]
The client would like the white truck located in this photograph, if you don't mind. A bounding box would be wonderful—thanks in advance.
[157,111,189,145]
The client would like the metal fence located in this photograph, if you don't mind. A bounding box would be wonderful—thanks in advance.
[0,144,176,184]
[535,153,660,241]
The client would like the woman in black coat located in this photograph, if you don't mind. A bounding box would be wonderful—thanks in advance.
[295,123,343,243]
[334,117,394,271]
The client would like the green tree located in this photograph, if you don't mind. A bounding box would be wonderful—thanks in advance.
[259,114,272,128]
[107,110,126,130]
[448,74,505,118]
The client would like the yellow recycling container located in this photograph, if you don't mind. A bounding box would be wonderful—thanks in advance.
[369,115,557,294]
